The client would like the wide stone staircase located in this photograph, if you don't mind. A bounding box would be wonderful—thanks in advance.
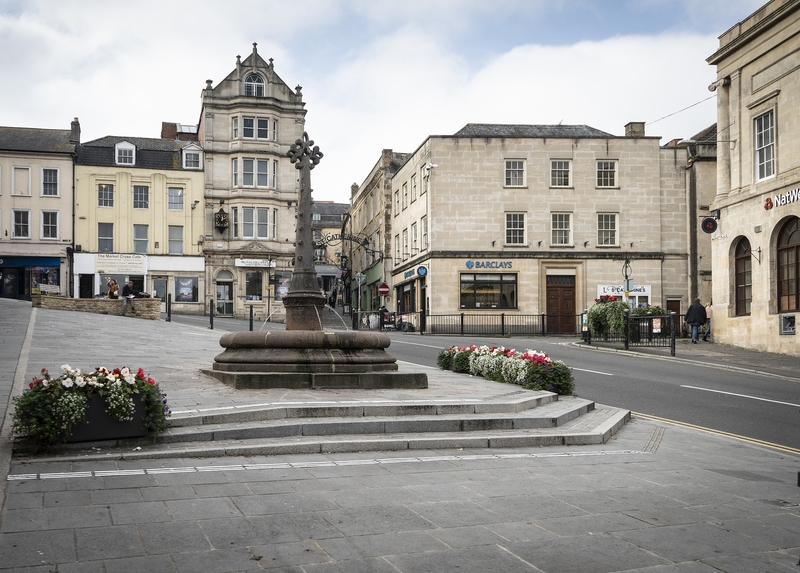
[12,388,632,463]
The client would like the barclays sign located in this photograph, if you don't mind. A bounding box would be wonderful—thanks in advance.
[465,260,513,269]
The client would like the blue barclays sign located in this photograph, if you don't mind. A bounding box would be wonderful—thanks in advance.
[465,260,513,270]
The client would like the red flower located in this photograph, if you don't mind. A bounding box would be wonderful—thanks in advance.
[137,368,145,378]
[147,377,155,385]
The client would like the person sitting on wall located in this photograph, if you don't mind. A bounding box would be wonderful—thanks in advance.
[106,278,119,299]
[121,280,136,316]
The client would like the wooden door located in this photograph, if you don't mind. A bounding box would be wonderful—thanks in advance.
[546,276,576,334]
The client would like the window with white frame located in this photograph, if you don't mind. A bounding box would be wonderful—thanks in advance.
[272,208,278,239]
[411,174,417,203]
[115,142,135,165]
[133,224,148,254]
[394,234,400,261]
[755,110,775,181]
[421,215,428,250]
[257,118,269,139]
[394,189,400,216]
[422,169,429,194]
[505,160,525,187]
[168,188,184,210]
[12,167,30,195]
[232,159,239,186]
[243,159,255,186]
[242,207,254,238]
[41,211,58,239]
[243,117,255,138]
[550,160,571,187]
[597,213,618,246]
[13,210,30,238]
[244,74,265,97]
[257,160,269,187]
[232,207,239,238]
[403,229,409,260]
[183,149,201,169]
[257,208,269,239]
[42,168,58,196]
[596,160,617,188]
[273,120,278,141]
[551,213,571,246]
[98,184,114,207]
[98,222,113,252]
[402,182,408,209]
[411,222,418,254]
[231,117,239,139]
[505,213,525,245]
[272,160,277,188]
[133,185,149,209]
[168,225,183,254]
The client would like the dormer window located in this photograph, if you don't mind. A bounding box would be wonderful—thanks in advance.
[115,141,135,166]
[244,73,264,97]
[182,144,203,169]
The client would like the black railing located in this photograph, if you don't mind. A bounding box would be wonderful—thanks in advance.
[586,311,677,356]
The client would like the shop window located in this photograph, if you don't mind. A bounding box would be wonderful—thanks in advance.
[174,276,198,302]
[734,237,752,316]
[777,217,800,312]
[460,273,517,309]
[246,270,263,301]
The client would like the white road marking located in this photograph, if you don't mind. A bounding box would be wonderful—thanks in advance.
[572,367,614,376]
[681,385,800,407]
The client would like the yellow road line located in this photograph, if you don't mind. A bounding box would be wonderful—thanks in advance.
[633,412,800,456]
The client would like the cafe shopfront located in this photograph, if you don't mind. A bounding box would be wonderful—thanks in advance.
[0,256,64,299]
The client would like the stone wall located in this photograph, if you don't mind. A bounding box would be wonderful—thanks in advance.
[31,296,162,320]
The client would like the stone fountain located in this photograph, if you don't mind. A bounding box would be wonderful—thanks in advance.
[207,133,427,389]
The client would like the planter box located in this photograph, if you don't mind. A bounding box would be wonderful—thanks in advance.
[66,393,148,443]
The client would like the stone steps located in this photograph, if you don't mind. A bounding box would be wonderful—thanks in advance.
[12,393,631,463]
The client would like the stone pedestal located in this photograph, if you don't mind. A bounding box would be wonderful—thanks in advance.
[283,292,327,331]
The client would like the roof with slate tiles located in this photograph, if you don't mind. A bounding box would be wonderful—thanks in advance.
[76,136,199,170]
[453,123,614,139]
[0,127,76,154]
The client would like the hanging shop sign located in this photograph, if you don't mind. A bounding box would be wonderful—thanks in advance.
[597,284,651,298]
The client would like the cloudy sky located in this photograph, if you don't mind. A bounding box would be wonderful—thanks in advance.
[1,0,764,203]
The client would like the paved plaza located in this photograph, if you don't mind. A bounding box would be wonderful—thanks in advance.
[0,299,798,572]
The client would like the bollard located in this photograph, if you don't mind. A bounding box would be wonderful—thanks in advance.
[249,304,254,331]
[209,298,214,330]
[166,293,172,322]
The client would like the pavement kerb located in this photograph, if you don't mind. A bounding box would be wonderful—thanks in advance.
[569,340,800,382]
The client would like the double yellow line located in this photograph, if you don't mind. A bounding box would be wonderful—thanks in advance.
[633,412,800,456]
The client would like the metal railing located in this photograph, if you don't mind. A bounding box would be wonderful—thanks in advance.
[586,311,677,356]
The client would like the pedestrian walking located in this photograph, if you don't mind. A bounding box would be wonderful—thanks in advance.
[702,301,712,341]
[685,298,706,344]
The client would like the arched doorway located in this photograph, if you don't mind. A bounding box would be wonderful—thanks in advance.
[216,271,234,316]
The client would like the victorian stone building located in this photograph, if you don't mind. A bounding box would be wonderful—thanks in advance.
[707,0,800,355]
[198,44,306,320]
[385,123,693,332]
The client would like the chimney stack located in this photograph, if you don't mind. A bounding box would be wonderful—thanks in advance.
[69,117,81,144]
[625,122,645,137]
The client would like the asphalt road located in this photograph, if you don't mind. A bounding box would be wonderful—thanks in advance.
[166,314,800,453]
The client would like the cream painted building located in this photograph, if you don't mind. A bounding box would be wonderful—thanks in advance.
[387,123,693,333]
[0,120,79,299]
[73,135,205,313]
[198,44,305,320]
[707,0,800,355]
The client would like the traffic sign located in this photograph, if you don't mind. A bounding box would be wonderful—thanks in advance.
[377,283,390,296]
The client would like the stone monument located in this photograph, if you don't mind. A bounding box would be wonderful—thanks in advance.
[208,133,427,389]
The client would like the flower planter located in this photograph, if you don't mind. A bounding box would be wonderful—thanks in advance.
[66,393,148,443]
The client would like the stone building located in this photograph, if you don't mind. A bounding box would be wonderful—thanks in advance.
[707,0,800,355]
[385,123,693,332]
[0,119,79,299]
[73,133,205,312]
[311,200,349,301]
[198,44,305,320]
[347,150,410,313]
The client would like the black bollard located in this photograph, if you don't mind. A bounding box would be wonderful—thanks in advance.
[166,293,172,322]
[249,304,254,331]
[209,298,214,330]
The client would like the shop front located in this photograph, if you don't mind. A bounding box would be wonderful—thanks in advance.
[0,256,64,299]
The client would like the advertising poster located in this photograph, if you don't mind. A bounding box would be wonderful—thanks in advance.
[178,278,194,302]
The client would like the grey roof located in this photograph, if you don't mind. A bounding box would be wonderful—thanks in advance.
[76,136,196,170]
[453,123,614,139]
[0,127,75,154]
[691,124,717,143]
[312,201,349,226]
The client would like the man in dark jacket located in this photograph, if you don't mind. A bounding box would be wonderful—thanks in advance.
[121,280,136,316]
[684,298,706,344]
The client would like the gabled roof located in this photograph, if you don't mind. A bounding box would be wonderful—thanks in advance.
[0,126,75,154]
[691,124,717,143]
[453,123,614,139]
[76,136,196,170]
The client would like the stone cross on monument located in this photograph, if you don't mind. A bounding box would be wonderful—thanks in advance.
[283,132,326,330]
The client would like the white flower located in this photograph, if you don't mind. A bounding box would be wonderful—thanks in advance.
[74,376,86,387]
[61,364,72,373]
[61,378,74,388]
